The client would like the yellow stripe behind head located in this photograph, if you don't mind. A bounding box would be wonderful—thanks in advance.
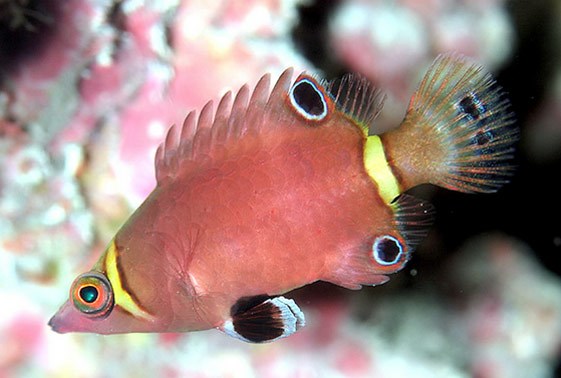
[364,135,401,204]
[105,241,155,321]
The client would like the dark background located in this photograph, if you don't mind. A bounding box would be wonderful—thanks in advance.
[290,0,561,279]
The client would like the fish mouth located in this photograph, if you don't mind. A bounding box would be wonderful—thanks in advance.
[48,301,74,333]
[48,315,58,331]
[48,313,68,333]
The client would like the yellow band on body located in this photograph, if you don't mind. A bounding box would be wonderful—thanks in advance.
[363,135,401,204]
[105,241,155,321]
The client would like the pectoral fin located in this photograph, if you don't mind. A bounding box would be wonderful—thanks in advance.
[220,295,305,343]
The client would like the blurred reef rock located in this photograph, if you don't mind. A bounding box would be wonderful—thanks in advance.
[1,1,560,377]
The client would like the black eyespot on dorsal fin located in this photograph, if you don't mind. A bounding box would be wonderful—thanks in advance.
[289,77,329,121]
[326,73,386,135]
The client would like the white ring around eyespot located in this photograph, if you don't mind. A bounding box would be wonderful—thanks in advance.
[372,235,403,266]
[288,79,328,121]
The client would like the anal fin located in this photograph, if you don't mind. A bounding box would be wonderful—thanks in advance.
[324,194,434,290]
[220,295,305,343]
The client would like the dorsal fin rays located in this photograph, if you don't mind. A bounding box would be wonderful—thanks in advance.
[155,69,296,186]
[326,73,386,135]
[154,69,386,185]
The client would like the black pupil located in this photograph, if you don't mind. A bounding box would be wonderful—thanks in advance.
[293,81,325,116]
[80,285,99,303]
[378,238,401,263]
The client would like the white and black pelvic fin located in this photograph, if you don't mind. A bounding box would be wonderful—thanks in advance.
[220,295,305,343]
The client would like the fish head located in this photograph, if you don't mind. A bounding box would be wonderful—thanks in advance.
[48,277,155,334]
[48,266,154,334]
[49,183,218,335]
[49,222,205,334]
[48,263,167,334]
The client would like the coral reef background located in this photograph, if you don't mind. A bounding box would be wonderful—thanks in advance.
[1,1,560,377]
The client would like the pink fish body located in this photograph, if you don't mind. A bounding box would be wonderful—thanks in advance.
[50,53,517,342]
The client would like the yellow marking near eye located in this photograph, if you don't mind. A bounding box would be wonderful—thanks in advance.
[363,135,401,204]
[105,241,155,322]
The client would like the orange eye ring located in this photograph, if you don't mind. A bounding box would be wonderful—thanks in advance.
[70,272,114,318]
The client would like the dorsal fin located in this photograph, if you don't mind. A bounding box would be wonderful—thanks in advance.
[155,68,294,185]
[326,73,386,135]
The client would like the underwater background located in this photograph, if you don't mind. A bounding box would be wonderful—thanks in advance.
[1,0,560,377]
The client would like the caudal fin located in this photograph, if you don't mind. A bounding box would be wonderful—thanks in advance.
[380,53,518,193]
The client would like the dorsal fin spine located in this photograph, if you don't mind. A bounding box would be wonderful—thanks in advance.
[213,91,233,144]
[155,68,296,186]
[229,85,250,139]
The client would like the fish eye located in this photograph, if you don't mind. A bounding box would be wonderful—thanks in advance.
[70,272,114,318]
[289,78,328,121]
[372,235,404,265]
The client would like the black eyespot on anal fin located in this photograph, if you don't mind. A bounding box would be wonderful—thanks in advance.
[221,296,305,343]
[372,235,403,266]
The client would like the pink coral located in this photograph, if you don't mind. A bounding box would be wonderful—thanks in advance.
[108,0,309,204]
[1,1,558,377]
[329,0,515,127]
[3,0,113,128]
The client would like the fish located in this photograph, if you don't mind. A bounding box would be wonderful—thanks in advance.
[49,53,518,343]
